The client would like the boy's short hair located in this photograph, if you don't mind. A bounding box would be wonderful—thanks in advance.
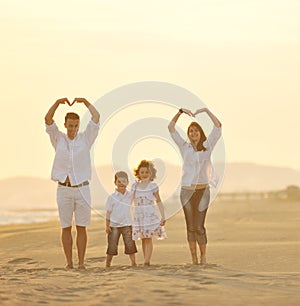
[114,171,129,183]
[65,112,80,123]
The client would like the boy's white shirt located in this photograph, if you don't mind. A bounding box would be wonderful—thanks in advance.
[105,190,133,227]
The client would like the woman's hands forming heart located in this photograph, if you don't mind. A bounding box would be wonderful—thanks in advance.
[180,107,208,117]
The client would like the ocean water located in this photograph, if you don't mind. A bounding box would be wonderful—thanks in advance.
[0,210,59,226]
[0,210,106,226]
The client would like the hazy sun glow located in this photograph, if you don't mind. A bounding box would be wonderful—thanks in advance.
[0,0,299,179]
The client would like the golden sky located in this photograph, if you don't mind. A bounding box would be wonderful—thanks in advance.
[0,0,299,179]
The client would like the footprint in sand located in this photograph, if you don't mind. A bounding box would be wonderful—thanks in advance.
[229,273,246,278]
[86,257,106,263]
[16,268,49,273]
[8,258,34,264]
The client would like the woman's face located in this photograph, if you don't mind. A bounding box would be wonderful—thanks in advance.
[188,125,201,144]
[138,167,150,181]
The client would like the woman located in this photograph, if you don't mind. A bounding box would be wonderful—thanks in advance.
[168,107,222,265]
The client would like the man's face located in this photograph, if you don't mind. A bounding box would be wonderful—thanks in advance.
[64,119,80,139]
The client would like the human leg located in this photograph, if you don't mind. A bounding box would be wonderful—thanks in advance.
[199,244,207,265]
[180,189,198,264]
[106,227,121,267]
[141,238,146,258]
[106,254,113,268]
[76,225,87,268]
[74,186,91,268]
[142,238,153,265]
[129,254,137,266]
[195,210,207,245]
[61,226,73,267]
[57,186,74,267]
[188,241,198,265]
[121,226,137,266]
[194,188,210,264]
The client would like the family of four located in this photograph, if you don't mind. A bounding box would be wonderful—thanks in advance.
[45,98,222,269]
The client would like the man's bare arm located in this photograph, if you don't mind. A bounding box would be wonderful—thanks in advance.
[73,98,100,124]
[45,98,70,125]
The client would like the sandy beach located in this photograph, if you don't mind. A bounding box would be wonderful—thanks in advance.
[1,199,299,306]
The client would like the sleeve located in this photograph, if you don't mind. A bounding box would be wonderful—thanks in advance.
[130,182,138,192]
[206,126,222,151]
[45,121,60,149]
[83,120,100,147]
[105,195,113,212]
[170,129,186,148]
[151,182,159,193]
[127,190,134,199]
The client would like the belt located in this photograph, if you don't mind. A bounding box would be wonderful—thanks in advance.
[58,181,89,188]
[182,184,209,190]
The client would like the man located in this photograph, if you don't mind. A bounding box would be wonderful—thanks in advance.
[45,97,100,269]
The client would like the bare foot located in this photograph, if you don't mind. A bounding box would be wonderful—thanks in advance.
[200,256,206,265]
[192,254,199,265]
[65,263,74,270]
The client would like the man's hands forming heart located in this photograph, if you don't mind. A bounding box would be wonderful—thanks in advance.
[56,97,88,106]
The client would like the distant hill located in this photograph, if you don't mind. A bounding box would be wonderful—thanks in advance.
[220,163,300,192]
[0,163,300,210]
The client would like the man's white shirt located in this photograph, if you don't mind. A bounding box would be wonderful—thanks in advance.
[46,120,99,185]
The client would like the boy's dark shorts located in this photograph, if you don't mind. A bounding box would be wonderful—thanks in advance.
[106,226,137,256]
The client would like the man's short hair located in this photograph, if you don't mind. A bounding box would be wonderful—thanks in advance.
[65,112,80,123]
[114,171,129,183]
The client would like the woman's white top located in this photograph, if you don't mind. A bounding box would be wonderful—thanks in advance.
[170,126,222,187]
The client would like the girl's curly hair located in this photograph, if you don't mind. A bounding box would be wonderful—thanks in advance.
[134,160,157,181]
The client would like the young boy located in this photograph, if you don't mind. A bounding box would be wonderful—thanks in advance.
[105,171,137,267]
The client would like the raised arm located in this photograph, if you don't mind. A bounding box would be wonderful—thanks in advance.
[44,97,70,125]
[194,108,222,128]
[73,98,100,124]
[168,108,194,133]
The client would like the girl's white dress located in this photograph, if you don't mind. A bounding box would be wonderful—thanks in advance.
[132,181,167,240]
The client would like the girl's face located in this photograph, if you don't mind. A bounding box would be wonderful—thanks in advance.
[188,126,201,144]
[138,167,150,181]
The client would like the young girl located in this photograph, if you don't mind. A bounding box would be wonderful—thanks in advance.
[132,160,167,266]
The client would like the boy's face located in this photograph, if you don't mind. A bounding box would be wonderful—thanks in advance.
[115,177,128,193]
